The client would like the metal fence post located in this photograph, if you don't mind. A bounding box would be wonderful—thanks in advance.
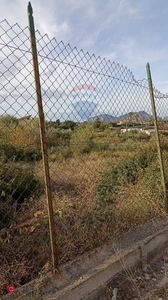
[146,62,168,213]
[27,2,58,271]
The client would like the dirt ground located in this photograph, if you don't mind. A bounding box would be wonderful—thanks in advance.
[102,247,168,300]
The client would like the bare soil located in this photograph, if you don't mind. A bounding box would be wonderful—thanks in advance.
[102,244,168,300]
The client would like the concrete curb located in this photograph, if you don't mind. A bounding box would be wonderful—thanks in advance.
[44,225,168,300]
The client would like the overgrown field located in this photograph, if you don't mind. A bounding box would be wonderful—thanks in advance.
[0,115,168,297]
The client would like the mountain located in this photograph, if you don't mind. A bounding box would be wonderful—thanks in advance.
[88,111,156,122]
[118,111,154,122]
[88,114,118,122]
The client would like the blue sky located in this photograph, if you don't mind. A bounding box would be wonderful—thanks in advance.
[1,0,168,120]
[1,0,168,91]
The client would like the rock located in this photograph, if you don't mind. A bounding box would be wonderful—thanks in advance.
[152,278,157,282]
[144,273,150,280]
[143,265,148,272]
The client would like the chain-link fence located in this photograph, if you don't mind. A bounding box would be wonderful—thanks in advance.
[1,15,168,297]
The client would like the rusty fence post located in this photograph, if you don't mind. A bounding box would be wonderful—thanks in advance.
[28,1,58,271]
[146,62,168,213]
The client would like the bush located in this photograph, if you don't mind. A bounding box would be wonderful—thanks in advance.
[120,131,138,142]
[160,135,168,151]
[0,115,18,128]
[93,142,109,152]
[49,146,72,161]
[96,162,119,205]
[137,131,151,141]
[120,131,151,142]
[8,126,37,149]
[0,141,18,160]
[60,120,77,131]
[0,141,42,161]
[0,162,42,229]
[92,118,101,129]
[70,128,94,156]
[0,121,42,162]
[96,146,158,205]
[47,128,71,148]
[99,123,111,131]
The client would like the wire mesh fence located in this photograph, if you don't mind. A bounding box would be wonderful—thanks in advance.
[1,17,168,297]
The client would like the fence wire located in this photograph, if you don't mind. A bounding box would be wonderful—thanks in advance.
[0,19,168,297]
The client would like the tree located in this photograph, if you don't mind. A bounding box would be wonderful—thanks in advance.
[8,126,36,149]
[135,114,140,123]
[0,115,19,142]
[47,119,61,129]
[93,117,101,129]
[60,120,77,131]
[128,112,133,123]
[0,115,18,127]
[56,119,60,126]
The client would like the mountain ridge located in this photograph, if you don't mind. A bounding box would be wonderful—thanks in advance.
[88,111,156,122]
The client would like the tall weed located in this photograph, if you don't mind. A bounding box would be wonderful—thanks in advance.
[96,146,158,205]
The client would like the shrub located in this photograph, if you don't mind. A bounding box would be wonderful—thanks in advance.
[120,131,151,142]
[0,141,42,162]
[133,148,157,170]
[60,120,77,131]
[96,146,158,205]
[0,115,18,128]
[0,121,42,162]
[22,149,42,161]
[117,158,138,184]
[92,117,101,129]
[93,142,109,152]
[0,162,42,229]
[0,141,18,160]
[99,123,111,131]
[8,126,37,149]
[120,131,138,142]
[96,162,119,205]
[47,128,71,148]
[49,146,72,161]
[137,131,151,141]
[160,135,168,151]
[70,128,94,156]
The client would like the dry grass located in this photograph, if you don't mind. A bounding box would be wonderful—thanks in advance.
[101,248,168,300]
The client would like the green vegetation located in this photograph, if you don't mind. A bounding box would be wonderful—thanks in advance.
[96,145,158,205]
[70,127,94,155]
[0,162,41,229]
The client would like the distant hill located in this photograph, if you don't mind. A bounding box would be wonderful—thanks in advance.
[88,111,157,122]
[88,114,118,122]
[118,111,154,122]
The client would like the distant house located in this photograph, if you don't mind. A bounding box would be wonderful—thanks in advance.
[117,120,129,125]
[140,129,155,136]
[120,128,155,136]
[121,128,141,134]
[18,115,32,126]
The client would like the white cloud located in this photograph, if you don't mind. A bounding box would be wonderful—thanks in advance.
[0,0,168,98]
[0,0,70,39]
